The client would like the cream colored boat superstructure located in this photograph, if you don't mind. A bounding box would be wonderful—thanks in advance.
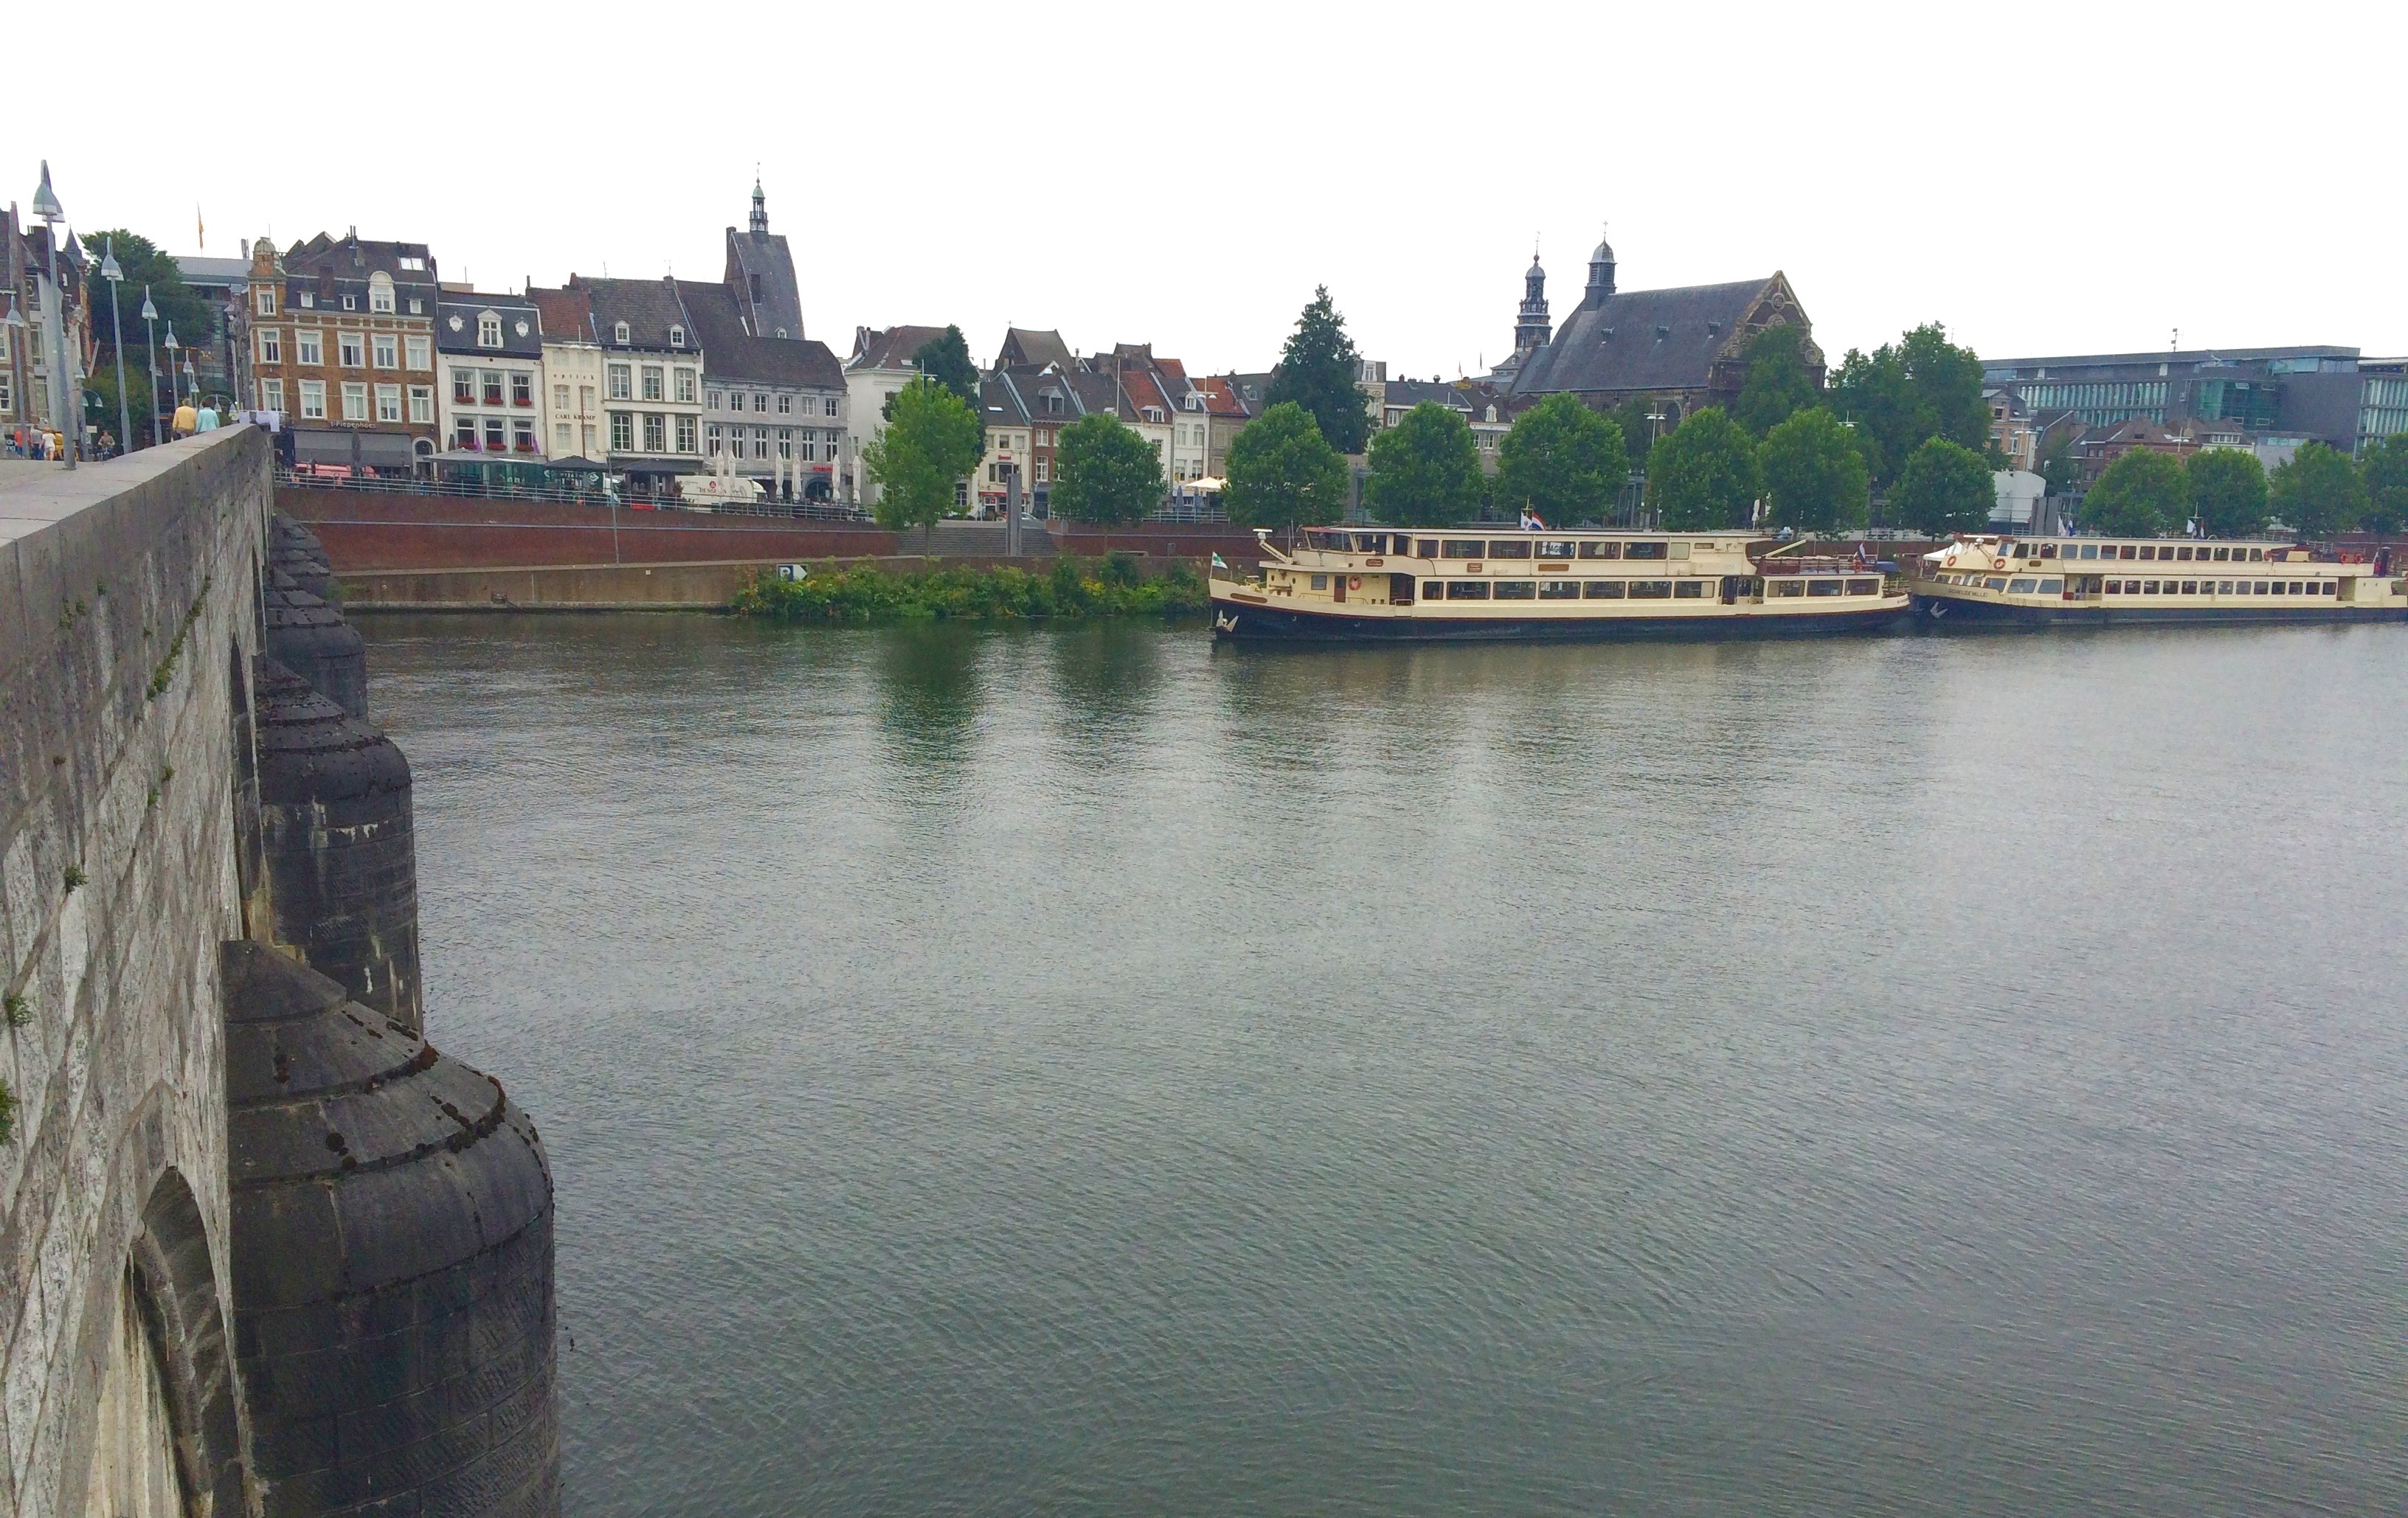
[1208,527,1911,642]
[1912,534,2407,627]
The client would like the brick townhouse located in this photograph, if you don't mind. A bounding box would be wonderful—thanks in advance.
[240,228,441,473]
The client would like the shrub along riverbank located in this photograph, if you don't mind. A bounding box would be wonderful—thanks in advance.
[731,555,1208,623]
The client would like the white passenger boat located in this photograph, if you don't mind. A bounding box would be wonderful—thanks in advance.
[1207,527,1910,642]
[1911,535,2406,627]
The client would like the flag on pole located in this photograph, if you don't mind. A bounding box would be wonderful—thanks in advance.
[1211,552,1229,572]
[196,204,204,250]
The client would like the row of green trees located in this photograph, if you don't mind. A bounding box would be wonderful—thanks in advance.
[2085,436,2408,539]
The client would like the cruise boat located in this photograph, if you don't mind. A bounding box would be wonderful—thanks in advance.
[1207,527,1911,641]
[1912,534,2406,626]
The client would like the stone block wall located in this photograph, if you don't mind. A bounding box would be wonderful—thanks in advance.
[0,430,272,1517]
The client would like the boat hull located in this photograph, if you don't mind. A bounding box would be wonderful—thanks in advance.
[1210,592,1911,642]
[1912,592,2407,629]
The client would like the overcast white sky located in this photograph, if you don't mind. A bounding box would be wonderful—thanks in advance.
[15,1,2402,377]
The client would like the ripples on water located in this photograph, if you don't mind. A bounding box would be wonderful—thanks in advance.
[359,614,2408,1517]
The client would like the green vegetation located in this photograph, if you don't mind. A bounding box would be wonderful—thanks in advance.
[1496,394,1628,527]
[1731,325,1821,437]
[1052,413,1166,524]
[2185,448,2269,538]
[1894,437,1996,536]
[4,993,29,1029]
[1829,322,1988,485]
[1224,401,1348,535]
[145,575,212,699]
[2036,428,2080,499]
[2362,433,2408,534]
[64,865,86,893]
[732,557,1207,623]
[83,229,211,359]
[883,325,980,419]
[1759,407,1870,532]
[2269,442,2365,539]
[0,1077,14,1146]
[1646,408,1760,531]
[2083,449,2185,536]
[1609,396,1665,471]
[864,380,985,538]
[1264,286,1371,454]
[1364,402,1482,527]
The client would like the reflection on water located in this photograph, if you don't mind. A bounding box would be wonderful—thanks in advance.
[361,614,2408,1518]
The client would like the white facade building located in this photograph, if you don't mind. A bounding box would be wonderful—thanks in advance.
[435,293,548,460]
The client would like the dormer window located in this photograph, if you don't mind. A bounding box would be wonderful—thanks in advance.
[342,294,357,311]
[300,291,315,308]
[398,255,426,271]
[669,325,685,347]
[369,272,395,313]
[1143,406,1166,423]
[477,312,502,348]
[614,321,630,344]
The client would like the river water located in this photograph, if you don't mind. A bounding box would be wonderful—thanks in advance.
[359,614,2408,1517]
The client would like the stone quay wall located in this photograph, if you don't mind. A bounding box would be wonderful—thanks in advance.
[1,430,271,1518]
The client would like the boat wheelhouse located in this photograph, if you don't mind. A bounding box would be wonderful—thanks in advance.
[1208,527,1911,641]
[1911,535,2406,627]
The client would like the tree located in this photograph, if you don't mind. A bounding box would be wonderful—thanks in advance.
[2035,427,2081,499]
[1264,285,1370,454]
[1610,395,1664,471]
[1646,408,1760,531]
[1895,437,1996,536]
[1495,394,1627,527]
[884,324,978,420]
[862,378,985,538]
[1363,402,1481,527]
[2360,433,2408,535]
[1828,322,1987,487]
[1731,324,1821,437]
[1758,406,1870,533]
[1052,412,1165,524]
[81,229,211,364]
[2185,448,2269,538]
[2082,449,2185,537]
[2269,441,2364,540]
[1224,401,1348,536]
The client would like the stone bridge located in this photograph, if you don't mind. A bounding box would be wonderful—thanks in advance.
[1,429,556,1517]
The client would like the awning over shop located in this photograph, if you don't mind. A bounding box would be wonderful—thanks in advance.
[292,427,418,469]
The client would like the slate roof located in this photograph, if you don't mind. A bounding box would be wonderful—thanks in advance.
[724,226,803,341]
[173,254,253,288]
[848,324,949,372]
[435,295,544,358]
[282,232,440,304]
[677,281,843,389]
[576,276,698,353]
[1383,378,1479,413]
[526,285,596,344]
[1509,277,1774,397]
[997,327,1073,371]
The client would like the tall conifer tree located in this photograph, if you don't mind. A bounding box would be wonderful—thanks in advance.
[1266,286,1371,454]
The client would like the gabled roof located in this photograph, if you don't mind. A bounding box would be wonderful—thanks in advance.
[1121,368,1172,423]
[527,285,596,344]
[677,280,843,389]
[997,327,1073,371]
[282,231,438,289]
[1199,375,1253,419]
[848,324,950,372]
[724,226,803,341]
[1509,276,1782,397]
[575,275,698,353]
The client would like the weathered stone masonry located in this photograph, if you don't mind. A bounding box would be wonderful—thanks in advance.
[1,429,556,1517]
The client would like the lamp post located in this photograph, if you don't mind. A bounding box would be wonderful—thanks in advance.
[139,288,162,448]
[31,160,73,468]
[100,238,129,457]
[163,322,181,427]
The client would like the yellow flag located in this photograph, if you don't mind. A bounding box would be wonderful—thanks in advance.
[196,204,204,250]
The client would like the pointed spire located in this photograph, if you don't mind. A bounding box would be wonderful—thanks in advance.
[750,172,768,236]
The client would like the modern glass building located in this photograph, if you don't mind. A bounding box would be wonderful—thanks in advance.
[1985,345,2402,454]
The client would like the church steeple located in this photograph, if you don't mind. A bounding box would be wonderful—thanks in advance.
[1514,242,1551,357]
[1584,223,1616,309]
[749,175,768,236]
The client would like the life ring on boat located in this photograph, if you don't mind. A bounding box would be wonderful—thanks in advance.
[1347,576,1362,591]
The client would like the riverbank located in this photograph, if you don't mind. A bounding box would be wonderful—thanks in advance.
[731,557,1208,623]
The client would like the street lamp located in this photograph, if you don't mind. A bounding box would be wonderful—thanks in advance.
[163,322,181,422]
[30,160,73,469]
[139,287,162,447]
[100,238,129,457]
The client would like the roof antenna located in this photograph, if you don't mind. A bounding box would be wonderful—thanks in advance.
[2170,326,2179,355]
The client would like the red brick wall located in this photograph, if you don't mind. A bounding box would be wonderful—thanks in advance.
[1046,520,1270,566]
[278,486,899,570]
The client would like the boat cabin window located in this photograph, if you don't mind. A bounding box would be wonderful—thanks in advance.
[1809,578,1846,597]
[1352,533,1389,553]
[1674,580,1706,598]
[2038,578,2063,594]
[1625,541,1668,561]
[1629,580,1673,598]
[2211,547,2229,561]
[1416,538,1440,558]
[1537,579,1582,599]
[2247,547,2265,561]
[2077,544,2098,559]
[2139,545,2159,561]
[1578,541,1622,560]
[1486,539,1532,559]
[1424,579,1445,600]
[1769,579,1805,597]
[1310,574,1328,589]
[1584,580,1625,598]
[1670,542,1692,560]
[1535,540,1577,560]
[1445,580,1490,600]
[2119,544,2138,559]
[1850,578,1880,596]
[2007,578,2037,595]
[2039,544,2058,558]
[1495,580,1537,599]
[1442,539,1484,558]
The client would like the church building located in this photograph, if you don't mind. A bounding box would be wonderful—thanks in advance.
[1504,228,1821,427]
